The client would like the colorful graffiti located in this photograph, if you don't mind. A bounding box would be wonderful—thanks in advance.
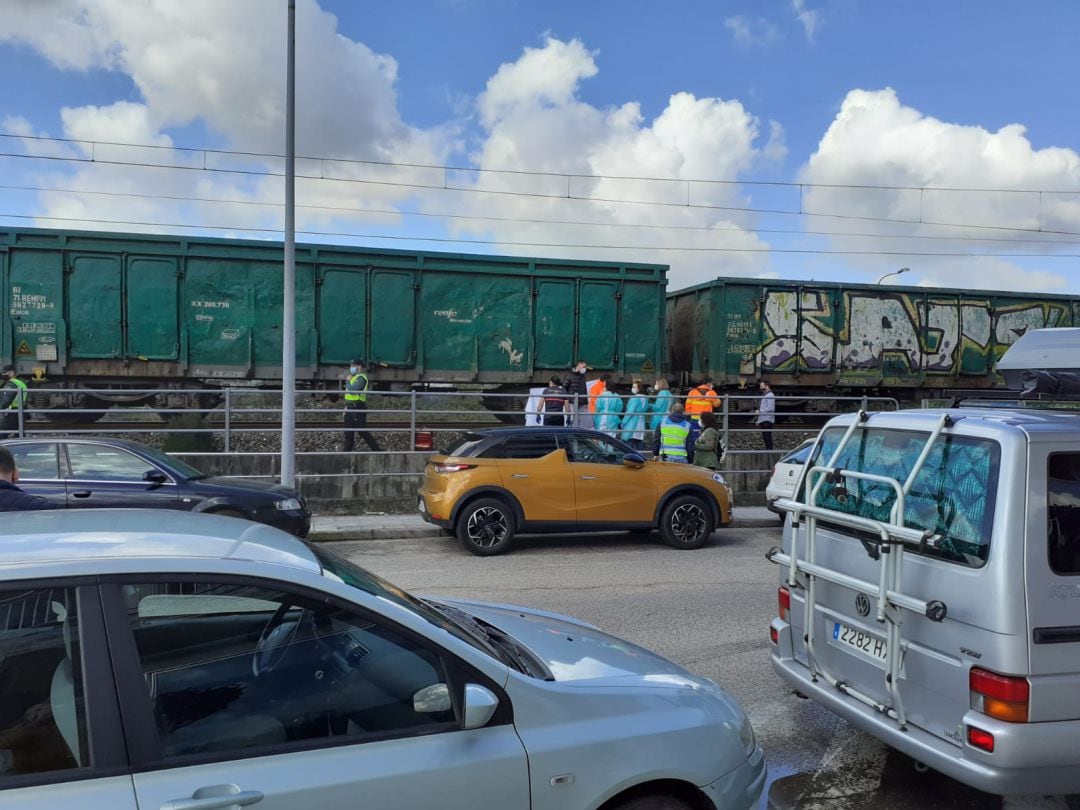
[744,289,1074,378]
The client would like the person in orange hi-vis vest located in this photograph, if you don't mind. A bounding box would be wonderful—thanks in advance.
[684,377,719,423]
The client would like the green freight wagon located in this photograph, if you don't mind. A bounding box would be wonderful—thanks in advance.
[667,277,1080,395]
[1,227,666,401]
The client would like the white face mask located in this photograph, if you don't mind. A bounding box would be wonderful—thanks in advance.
[349,366,358,374]
[632,386,639,394]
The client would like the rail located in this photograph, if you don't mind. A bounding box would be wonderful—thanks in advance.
[2,387,900,488]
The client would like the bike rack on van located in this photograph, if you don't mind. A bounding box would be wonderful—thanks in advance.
[766,410,951,731]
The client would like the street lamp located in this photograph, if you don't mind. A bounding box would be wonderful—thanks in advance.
[877,267,910,285]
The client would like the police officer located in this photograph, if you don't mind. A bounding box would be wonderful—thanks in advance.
[343,359,381,452]
[652,401,696,463]
[0,365,28,440]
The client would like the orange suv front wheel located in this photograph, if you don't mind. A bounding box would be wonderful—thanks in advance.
[659,494,714,550]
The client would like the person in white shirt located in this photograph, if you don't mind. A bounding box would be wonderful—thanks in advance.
[755,380,776,451]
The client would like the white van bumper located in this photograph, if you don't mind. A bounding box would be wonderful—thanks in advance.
[770,619,1080,796]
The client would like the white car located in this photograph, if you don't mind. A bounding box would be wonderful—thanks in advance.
[2,509,764,810]
[765,439,815,516]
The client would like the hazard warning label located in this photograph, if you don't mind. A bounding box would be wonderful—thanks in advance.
[641,359,655,372]
[15,340,32,356]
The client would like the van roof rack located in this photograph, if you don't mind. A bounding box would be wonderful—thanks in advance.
[998,328,1080,400]
[767,410,952,732]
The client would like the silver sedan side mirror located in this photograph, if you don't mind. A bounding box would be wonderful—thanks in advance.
[463,684,499,730]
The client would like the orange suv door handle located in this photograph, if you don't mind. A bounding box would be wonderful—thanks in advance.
[511,474,529,479]
[579,475,598,480]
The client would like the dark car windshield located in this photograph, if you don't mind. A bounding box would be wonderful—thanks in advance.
[134,445,207,480]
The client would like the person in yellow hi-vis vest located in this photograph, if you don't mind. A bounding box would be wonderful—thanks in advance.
[343,360,381,452]
[652,401,696,463]
[0,366,28,440]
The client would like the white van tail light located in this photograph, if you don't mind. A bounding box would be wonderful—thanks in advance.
[778,586,791,622]
[969,667,1029,723]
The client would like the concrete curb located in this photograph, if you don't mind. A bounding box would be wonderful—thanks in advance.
[308,514,780,543]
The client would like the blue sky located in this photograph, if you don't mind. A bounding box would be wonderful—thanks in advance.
[2,0,1079,292]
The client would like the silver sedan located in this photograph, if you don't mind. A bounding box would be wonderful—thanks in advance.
[0,509,764,810]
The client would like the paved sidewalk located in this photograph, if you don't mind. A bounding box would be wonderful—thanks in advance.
[309,506,779,542]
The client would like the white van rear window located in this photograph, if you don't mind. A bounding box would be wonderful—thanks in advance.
[1048,453,1080,575]
[809,427,1001,568]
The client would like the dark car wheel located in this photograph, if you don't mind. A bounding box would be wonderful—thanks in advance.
[659,494,714,550]
[456,498,516,556]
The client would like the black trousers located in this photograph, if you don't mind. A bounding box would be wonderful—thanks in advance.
[343,404,380,452]
[760,421,775,451]
[0,413,17,441]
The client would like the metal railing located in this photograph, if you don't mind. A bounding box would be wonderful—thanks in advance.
[2,387,900,485]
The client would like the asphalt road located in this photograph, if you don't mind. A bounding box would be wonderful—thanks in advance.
[332,527,1080,810]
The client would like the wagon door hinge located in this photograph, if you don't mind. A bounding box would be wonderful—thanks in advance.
[615,292,623,300]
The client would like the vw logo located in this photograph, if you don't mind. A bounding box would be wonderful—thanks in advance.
[855,594,871,617]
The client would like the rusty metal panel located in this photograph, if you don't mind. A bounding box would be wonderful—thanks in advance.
[620,281,663,378]
[534,280,574,369]
[8,246,63,369]
[184,257,252,376]
[69,255,123,359]
[578,281,617,369]
[318,266,366,366]
[126,257,179,360]
[420,272,531,377]
[370,268,415,366]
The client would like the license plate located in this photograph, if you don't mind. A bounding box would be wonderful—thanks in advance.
[833,621,887,663]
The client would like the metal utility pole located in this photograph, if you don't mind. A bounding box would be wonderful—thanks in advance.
[281,0,297,487]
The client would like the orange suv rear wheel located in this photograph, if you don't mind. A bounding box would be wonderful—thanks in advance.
[456,497,517,556]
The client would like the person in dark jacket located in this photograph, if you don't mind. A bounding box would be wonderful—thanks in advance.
[565,361,590,427]
[0,447,55,511]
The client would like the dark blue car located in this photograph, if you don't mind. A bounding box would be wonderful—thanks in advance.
[0,437,310,537]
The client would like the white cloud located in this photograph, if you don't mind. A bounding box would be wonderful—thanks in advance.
[453,37,779,288]
[61,102,172,148]
[799,88,1080,291]
[1,0,451,237]
[792,0,822,42]
[723,16,780,47]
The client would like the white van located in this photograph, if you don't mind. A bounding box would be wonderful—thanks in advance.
[767,328,1080,796]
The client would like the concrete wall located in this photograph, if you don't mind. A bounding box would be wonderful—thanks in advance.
[192,451,773,514]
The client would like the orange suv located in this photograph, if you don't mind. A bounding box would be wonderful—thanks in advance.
[418,427,733,555]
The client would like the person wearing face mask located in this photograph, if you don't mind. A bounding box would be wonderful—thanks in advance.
[620,380,650,450]
[343,360,381,452]
[566,360,590,427]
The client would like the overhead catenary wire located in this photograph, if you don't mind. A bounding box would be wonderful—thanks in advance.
[5,131,1080,195]
[1,149,1077,239]
[2,181,1080,246]
[4,210,1080,258]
